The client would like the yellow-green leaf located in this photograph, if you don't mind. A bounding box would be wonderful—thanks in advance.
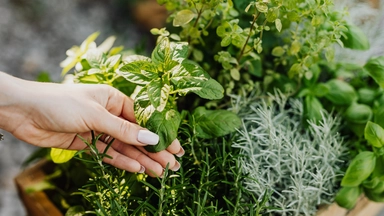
[272,46,285,57]
[275,19,282,32]
[173,9,195,27]
[50,148,77,164]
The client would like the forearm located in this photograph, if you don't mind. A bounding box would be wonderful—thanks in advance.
[0,72,30,132]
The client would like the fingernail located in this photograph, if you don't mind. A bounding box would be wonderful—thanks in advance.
[175,146,185,157]
[159,170,165,178]
[138,165,145,174]
[137,130,159,145]
[171,161,180,171]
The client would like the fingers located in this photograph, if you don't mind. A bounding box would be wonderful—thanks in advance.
[70,135,145,173]
[166,139,185,157]
[105,87,137,123]
[96,140,145,173]
[112,140,180,177]
[91,112,159,146]
[70,134,182,177]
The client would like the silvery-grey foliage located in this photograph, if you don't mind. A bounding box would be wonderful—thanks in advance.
[231,92,348,216]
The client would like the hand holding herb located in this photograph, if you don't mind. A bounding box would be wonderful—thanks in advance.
[0,72,182,177]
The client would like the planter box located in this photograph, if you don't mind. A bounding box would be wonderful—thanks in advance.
[14,160,63,216]
[15,159,384,216]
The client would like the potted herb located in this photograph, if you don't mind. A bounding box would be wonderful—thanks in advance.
[16,0,384,215]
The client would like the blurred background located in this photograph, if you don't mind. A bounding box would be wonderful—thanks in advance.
[0,0,384,215]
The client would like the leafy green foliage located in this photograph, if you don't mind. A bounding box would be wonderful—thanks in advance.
[341,151,376,187]
[192,106,241,139]
[120,37,224,152]
[364,56,384,88]
[325,79,357,106]
[340,23,370,50]
[365,121,384,148]
[44,0,384,213]
[335,187,362,210]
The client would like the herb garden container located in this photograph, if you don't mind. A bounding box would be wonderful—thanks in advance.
[15,159,384,216]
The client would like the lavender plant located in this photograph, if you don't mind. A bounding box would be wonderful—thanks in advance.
[231,92,348,216]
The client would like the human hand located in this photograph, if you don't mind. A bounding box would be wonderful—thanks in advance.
[0,72,184,177]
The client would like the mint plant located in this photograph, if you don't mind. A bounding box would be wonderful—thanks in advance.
[119,37,224,152]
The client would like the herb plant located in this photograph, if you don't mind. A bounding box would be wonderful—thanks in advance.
[231,91,348,216]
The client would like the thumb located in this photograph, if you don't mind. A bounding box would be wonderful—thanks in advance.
[92,110,159,146]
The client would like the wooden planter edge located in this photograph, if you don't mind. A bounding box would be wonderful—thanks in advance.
[14,159,63,216]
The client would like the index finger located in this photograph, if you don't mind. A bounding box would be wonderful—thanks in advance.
[105,86,137,123]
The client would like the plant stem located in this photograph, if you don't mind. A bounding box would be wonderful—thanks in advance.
[237,11,261,62]
[188,3,204,45]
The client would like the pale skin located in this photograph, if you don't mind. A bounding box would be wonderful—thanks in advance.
[0,72,183,177]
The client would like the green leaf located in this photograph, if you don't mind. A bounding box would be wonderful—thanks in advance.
[151,38,189,66]
[119,59,155,85]
[290,40,301,55]
[240,53,262,77]
[176,59,209,78]
[255,2,268,13]
[374,109,384,129]
[216,21,232,38]
[344,103,372,124]
[231,34,246,48]
[304,95,323,123]
[221,36,232,47]
[325,79,357,106]
[288,63,302,78]
[193,107,241,139]
[271,46,285,57]
[134,87,156,125]
[341,151,376,187]
[191,78,224,100]
[335,187,362,210]
[170,60,210,94]
[144,109,181,152]
[25,180,55,193]
[364,188,384,202]
[192,49,203,62]
[105,54,121,70]
[147,79,170,112]
[173,9,195,27]
[312,83,329,97]
[341,23,370,50]
[364,56,384,88]
[50,148,77,164]
[275,18,282,32]
[266,8,278,22]
[230,68,240,81]
[365,121,384,148]
[65,206,85,216]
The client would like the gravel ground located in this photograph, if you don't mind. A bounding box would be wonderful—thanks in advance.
[0,1,146,215]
